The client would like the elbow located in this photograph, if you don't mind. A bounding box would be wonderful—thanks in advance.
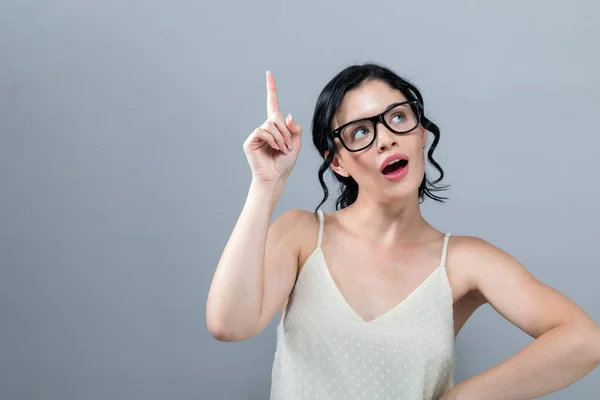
[206,317,261,342]
[207,323,240,342]
[206,315,235,342]
[207,319,240,342]
[205,297,264,342]
[209,330,244,342]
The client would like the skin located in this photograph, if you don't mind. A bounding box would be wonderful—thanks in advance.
[206,73,600,399]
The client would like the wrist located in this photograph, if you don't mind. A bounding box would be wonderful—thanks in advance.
[248,178,286,205]
[250,177,286,192]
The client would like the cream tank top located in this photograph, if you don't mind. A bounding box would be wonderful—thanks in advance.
[270,210,455,400]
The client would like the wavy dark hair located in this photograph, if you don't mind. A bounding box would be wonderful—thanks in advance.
[312,62,450,213]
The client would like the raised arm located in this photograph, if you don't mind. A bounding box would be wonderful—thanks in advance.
[206,72,304,342]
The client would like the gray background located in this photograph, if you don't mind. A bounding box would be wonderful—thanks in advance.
[1,1,598,399]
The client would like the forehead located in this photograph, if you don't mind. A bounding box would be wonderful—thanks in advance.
[333,80,408,128]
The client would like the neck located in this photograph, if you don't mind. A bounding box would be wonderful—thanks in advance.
[341,190,430,246]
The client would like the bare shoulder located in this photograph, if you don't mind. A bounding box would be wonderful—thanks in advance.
[270,208,320,255]
[271,208,319,234]
[445,234,510,303]
[448,234,532,284]
[449,234,506,256]
[448,234,501,268]
[444,235,514,332]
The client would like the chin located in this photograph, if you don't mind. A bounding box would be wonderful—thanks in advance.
[359,169,422,202]
[379,184,419,203]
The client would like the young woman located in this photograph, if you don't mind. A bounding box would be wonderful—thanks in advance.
[206,63,600,399]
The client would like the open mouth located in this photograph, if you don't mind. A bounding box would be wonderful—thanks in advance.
[381,159,408,175]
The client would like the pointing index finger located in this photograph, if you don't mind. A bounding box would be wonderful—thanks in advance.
[266,71,279,116]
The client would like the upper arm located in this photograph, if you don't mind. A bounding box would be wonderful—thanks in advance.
[458,236,599,339]
[255,208,315,333]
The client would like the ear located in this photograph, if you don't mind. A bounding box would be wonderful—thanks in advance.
[421,128,428,149]
[324,150,350,177]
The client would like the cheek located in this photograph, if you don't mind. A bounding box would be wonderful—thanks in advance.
[350,152,377,176]
[411,150,427,179]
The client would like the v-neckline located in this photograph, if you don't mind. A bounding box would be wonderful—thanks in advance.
[314,247,444,324]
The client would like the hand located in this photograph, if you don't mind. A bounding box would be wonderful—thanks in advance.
[243,71,303,184]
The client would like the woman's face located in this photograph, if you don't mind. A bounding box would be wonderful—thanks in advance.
[330,79,428,203]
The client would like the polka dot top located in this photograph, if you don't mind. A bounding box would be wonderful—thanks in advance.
[270,210,455,399]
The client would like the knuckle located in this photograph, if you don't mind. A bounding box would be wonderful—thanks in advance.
[252,127,263,137]
[264,120,276,131]
[268,112,283,124]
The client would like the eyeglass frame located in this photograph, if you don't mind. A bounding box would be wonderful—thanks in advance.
[331,99,423,152]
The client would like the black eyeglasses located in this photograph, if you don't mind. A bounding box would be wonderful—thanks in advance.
[331,99,422,152]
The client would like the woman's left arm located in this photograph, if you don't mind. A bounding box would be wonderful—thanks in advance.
[442,236,600,400]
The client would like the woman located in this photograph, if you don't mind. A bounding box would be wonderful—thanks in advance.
[206,63,600,399]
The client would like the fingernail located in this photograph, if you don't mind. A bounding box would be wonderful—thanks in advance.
[287,143,293,152]
[266,70,271,75]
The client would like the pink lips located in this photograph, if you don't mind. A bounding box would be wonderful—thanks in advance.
[383,162,409,181]
[379,153,409,172]
[379,153,409,181]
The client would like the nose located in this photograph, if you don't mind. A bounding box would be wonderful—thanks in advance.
[375,122,398,152]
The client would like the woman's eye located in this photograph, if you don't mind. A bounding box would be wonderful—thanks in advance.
[352,128,368,140]
[391,113,406,123]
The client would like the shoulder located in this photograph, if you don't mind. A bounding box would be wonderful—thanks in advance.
[272,208,320,232]
[445,234,520,301]
[271,209,323,267]
[270,209,320,248]
[448,234,496,258]
[448,234,520,273]
[447,234,539,296]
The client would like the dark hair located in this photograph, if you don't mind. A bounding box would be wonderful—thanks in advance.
[311,62,450,212]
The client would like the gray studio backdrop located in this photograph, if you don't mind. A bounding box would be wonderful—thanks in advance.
[1,1,599,399]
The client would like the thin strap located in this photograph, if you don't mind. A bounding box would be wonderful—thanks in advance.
[316,210,324,248]
[440,232,452,268]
